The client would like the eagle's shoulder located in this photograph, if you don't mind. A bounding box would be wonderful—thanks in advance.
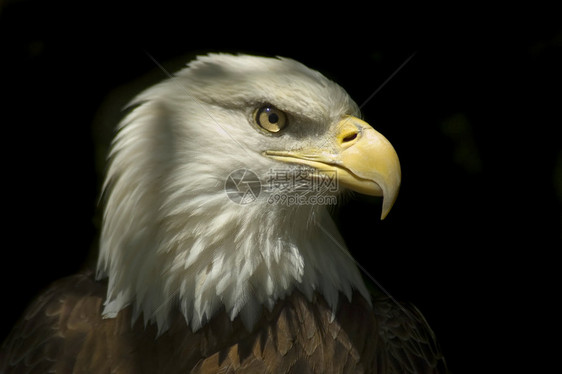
[0,272,159,373]
[0,271,103,373]
[372,294,448,373]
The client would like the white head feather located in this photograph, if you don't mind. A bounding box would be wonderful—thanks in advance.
[96,54,370,333]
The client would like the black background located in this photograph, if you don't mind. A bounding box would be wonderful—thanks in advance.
[1,2,560,373]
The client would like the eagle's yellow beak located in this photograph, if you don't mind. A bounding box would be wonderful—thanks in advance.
[265,116,401,219]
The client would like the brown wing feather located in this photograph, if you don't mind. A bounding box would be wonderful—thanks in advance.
[192,289,378,373]
[0,272,446,373]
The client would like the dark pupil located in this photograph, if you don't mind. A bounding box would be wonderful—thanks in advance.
[268,113,279,124]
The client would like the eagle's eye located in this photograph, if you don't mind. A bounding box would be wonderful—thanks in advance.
[255,105,287,133]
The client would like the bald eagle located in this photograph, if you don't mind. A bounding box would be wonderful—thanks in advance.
[0,54,446,373]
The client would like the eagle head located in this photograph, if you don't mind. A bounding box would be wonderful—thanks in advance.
[96,54,401,333]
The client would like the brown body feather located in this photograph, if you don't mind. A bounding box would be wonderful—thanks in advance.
[0,272,446,373]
